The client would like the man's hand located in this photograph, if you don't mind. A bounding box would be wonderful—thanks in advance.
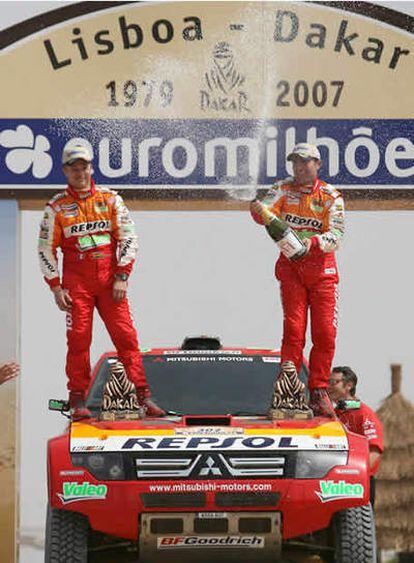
[0,362,19,386]
[250,200,263,215]
[369,447,382,471]
[113,279,128,302]
[52,287,73,312]
[303,238,312,254]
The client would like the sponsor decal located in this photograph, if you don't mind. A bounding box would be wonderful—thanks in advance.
[324,268,337,275]
[2,120,412,186]
[122,435,298,450]
[78,233,111,251]
[163,350,242,355]
[310,199,324,213]
[166,355,252,363]
[66,312,73,330]
[175,427,244,437]
[150,482,273,494]
[284,213,323,230]
[157,535,264,549]
[71,445,105,452]
[57,482,108,504]
[200,42,250,113]
[262,356,280,363]
[315,443,347,450]
[59,469,85,476]
[316,480,364,503]
[38,251,56,273]
[94,200,108,213]
[63,220,110,238]
[334,468,360,475]
[61,203,79,217]
[61,203,78,212]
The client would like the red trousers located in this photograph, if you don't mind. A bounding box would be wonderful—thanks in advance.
[62,255,147,394]
[275,250,339,389]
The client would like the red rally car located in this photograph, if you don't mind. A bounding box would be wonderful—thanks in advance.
[46,337,376,562]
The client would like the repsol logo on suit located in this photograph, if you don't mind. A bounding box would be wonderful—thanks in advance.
[285,214,323,230]
[64,220,111,237]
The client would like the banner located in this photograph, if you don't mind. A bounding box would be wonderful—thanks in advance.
[0,1,413,194]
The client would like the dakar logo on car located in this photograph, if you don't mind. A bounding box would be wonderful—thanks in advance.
[57,482,108,504]
[316,480,364,503]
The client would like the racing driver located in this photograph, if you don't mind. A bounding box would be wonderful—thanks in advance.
[250,143,345,417]
[38,145,164,420]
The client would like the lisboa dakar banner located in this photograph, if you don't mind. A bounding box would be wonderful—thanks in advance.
[0,1,413,195]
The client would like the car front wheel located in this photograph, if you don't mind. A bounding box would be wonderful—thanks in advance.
[334,503,376,563]
[44,504,88,563]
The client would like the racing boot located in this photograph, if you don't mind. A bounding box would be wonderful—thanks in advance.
[309,388,336,419]
[137,387,166,417]
[69,391,92,421]
[268,361,312,420]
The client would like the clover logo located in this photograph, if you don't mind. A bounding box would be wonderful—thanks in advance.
[0,124,53,178]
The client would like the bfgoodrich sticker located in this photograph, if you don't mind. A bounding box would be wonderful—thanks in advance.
[316,480,364,503]
[157,536,265,549]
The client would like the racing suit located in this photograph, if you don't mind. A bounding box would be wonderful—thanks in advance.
[336,400,383,505]
[38,180,148,394]
[252,177,345,389]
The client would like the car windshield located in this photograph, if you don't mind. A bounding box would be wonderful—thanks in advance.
[87,352,308,416]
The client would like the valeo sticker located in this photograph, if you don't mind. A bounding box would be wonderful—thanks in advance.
[57,481,107,504]
[316,480,364,503]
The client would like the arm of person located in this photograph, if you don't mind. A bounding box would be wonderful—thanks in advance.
[314,193,345,253]
[250,179,289,224]
[38,205,74,311]
[369,445,382,472]
[112,194,138,301]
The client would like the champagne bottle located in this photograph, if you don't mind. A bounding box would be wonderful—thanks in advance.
[253,200,307,260]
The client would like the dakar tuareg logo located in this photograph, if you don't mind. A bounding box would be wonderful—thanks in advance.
[200,42,250,113]
[101,361,144,419]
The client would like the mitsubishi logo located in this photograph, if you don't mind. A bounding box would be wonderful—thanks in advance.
[198,456,223,476]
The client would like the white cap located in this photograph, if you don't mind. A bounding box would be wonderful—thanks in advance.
[287,143,321,161]
[62,145,92,165]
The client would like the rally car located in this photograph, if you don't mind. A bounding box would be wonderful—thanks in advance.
[46,337,376,562]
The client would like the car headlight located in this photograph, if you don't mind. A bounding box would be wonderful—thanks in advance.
[294,450,348,479]
[71,453,126,480]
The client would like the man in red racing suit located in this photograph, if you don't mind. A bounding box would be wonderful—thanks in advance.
[251,143,345,417]
[329,366,383,505]
[38,145,164,420]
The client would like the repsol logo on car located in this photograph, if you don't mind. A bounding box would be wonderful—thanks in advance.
[284,214,323,230]
[44,16,203,70]
[63,220,110,237]
[122,436,298,450]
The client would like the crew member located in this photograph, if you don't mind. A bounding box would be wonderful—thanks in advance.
[329,366,383,506]
[251,143,345,417]
[38,145,164,420]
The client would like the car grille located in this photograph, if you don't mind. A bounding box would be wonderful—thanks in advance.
[134,451,288,480]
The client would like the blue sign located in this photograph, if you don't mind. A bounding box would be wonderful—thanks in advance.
[0,119,413,186]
